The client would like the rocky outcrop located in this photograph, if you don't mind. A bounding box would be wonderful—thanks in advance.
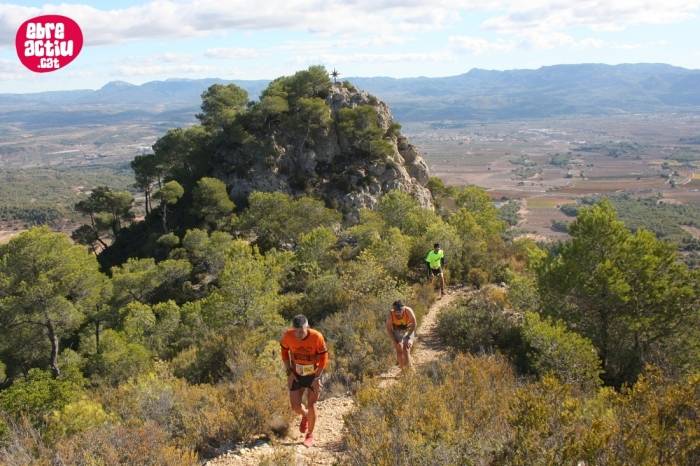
[217,84,433,222]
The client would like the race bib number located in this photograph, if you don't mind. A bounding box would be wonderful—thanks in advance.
[295,363,315,376]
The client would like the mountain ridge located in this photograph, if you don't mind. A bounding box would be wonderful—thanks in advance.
[2,63,700,125]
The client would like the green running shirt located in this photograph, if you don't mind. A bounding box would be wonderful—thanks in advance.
[426,249,444,270]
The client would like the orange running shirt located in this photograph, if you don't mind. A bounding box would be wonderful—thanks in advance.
[280,328,329,372]
[390,309,413,330]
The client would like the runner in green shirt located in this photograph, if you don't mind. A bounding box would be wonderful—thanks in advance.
[425,243,446,297]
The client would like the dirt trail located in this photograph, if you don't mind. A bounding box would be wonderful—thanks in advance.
[206,288,465,466]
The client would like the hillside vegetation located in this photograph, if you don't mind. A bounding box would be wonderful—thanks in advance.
[1,68,698,465]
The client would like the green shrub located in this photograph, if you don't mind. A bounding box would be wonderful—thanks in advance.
[505,271,540,312]
[366,227,412,278]
[236,192,340,251]
[436,291,523,360]
[295,226,338,273]
[45,398,114,441]
[84,329,152,386]
[467,267,489,289]
[522,312,602,392]
[157,232,180,248]
[0,368,83,424]
[297,272,349,323]
[0,415,9,447]
[437,293,602,390]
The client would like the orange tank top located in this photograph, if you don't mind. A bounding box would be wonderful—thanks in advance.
[390,309,411,330]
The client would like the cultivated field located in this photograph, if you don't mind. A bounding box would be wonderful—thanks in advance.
[1,112,699,244]
[406,113,700,240]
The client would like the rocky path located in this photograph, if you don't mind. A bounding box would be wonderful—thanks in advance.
[206,287,465,466]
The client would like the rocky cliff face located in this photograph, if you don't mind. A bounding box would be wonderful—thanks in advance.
[217,84,433,222]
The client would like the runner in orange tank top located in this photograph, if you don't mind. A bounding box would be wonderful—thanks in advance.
[280,314,328,447]
[385,300,416,370]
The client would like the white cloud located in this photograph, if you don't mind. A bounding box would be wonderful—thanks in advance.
[0,57,23,80]
[483,1,700,36]
[312,51,453,64]
[614,39,669,49]
[204,47,261,60]
[0,0,696,82]
[470,1,700,51]
[449,35,516,54]
[0,1,493,47]
[113,53,214,77]
[115,62,215,77]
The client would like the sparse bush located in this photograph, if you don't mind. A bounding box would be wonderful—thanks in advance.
[105,362,289,456]
[467,267,489,289]
[319,273,432,387]
[345,354,517,466]
[55,421,198,466]
[223,370,291,445]
[560,203,579,217]
[550,219,569,232]
[500,375,614,465]
[606,367,700,465]
[341,80,356,92]
[0,416,53,464]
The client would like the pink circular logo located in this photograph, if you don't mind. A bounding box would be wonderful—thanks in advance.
[15,15,83,73]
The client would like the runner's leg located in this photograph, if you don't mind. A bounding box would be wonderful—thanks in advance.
[395,344,403,368]
[289,386,307,419]
[393,330,404,368]
[403,338,413,369]
[307,380,321,434]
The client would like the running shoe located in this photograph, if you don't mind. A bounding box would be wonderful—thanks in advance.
[303,432,314,447]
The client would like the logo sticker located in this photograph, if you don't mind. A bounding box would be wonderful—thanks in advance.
[16,15,83,73]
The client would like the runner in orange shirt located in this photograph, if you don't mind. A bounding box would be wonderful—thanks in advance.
[385,300,417,370]
[280,314,329,447]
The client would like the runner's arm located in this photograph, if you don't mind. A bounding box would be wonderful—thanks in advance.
[315,337,329,377]
[404,307,417,335]
[280,343,293,374]
[386,315,397,342]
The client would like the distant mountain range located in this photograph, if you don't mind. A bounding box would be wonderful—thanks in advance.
[2,63,700,128]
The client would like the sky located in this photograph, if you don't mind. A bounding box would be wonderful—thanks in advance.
[1,0,700,93]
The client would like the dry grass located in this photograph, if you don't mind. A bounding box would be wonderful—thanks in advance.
[0,230,24,244]
[526,196,573,209]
